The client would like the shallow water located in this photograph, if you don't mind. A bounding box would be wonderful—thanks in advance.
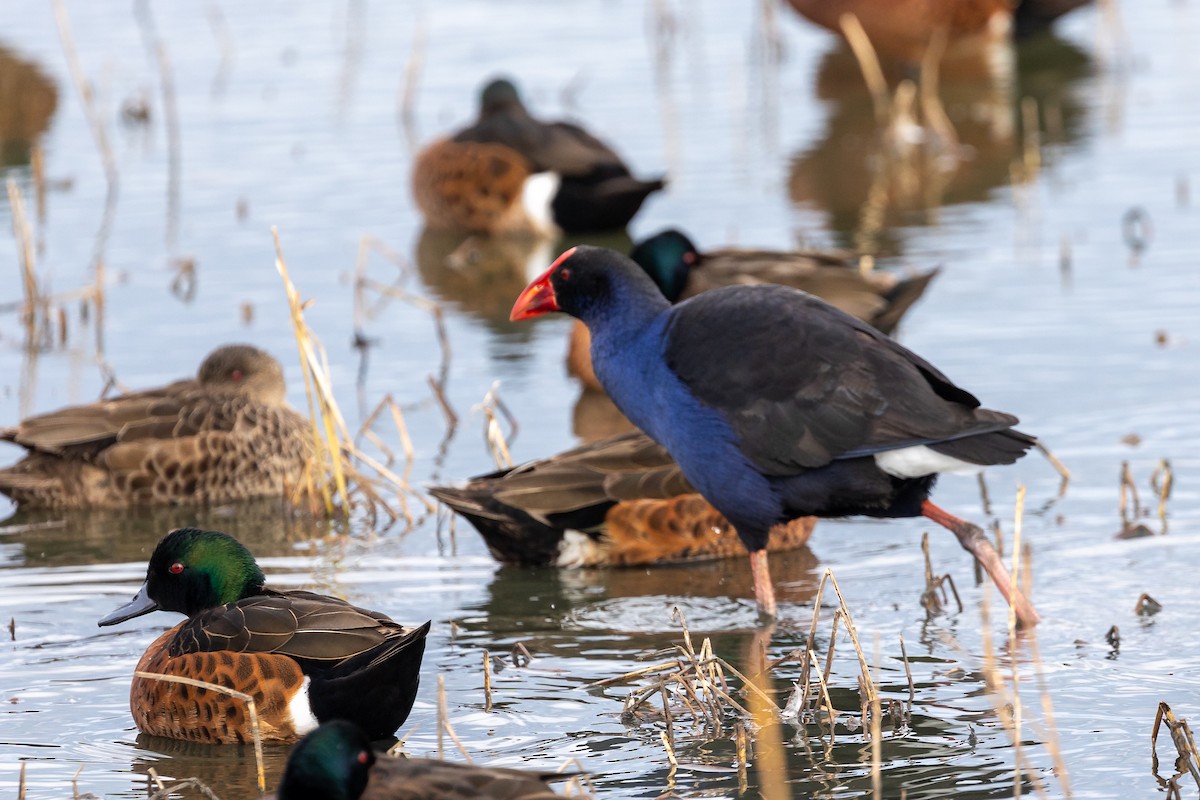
[1,1,1198,798]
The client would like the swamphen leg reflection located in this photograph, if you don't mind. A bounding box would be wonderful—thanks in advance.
[921,500,1040,627]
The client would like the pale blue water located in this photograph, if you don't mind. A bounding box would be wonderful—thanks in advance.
[1,1,1198,798]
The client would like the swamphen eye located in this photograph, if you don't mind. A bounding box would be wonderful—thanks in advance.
[559,267,571,280]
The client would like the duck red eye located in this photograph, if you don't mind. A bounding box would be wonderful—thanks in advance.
[230,369,244,382]
[357,750,370,764]
[169,562,185,574]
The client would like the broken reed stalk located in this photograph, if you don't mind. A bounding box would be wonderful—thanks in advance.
[133,671,265,793]
[146,777,223,800]
[1151,459,1173,526]
[1152,702,1200,791]
[483,649,493,712]
[475,382,519,469]
[1036,442,1071,494]
[436,674,474,763]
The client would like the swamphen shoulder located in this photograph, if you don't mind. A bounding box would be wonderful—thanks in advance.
[511,245,1039,625]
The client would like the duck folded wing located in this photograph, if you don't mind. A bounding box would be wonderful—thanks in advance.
[455,112,626,178]
[476,431,692,521]
[663,285,1021,476]
[2,381,197,455]
[170,592,405,664]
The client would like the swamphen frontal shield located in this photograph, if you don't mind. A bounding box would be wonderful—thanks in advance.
[511,246,1040,625]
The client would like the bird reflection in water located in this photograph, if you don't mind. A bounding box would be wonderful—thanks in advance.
[789,29,1094,256]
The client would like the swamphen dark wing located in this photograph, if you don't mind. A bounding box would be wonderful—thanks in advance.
[663,285,1033,475]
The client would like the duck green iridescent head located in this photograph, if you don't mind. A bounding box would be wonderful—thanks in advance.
[479,77,523,115]
[277,721,376,800]
[98,528,266,626]
[628,228,701,303]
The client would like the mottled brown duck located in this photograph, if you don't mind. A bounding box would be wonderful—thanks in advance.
[0,344,312,509]
[567,229,939,392]
[430,430,814,568]
[412,77,664,236]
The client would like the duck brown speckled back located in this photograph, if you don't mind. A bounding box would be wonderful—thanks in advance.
[0,344,313,509]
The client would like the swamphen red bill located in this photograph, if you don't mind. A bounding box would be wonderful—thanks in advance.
[512,246,1039,625]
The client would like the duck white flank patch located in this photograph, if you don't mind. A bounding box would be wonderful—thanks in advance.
[521,171,562,235]
[555,529,606,568]
[288,675,319,735]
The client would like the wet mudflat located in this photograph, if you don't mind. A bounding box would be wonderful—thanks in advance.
[1,1,1198,798]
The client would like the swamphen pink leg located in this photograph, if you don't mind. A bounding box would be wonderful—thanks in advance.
[921,500,1040,627]
[749,549,778,619]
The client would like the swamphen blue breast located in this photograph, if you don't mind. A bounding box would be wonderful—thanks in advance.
[511,246,1039,625]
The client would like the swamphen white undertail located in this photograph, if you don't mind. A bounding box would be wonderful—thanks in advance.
[511,246,1039,626]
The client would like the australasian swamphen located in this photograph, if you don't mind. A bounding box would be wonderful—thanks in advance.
[511,246,1039,625]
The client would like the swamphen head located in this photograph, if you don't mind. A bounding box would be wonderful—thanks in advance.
[510,245,670,324]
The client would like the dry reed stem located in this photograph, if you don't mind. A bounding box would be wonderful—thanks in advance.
[274,228,347,515]
[398,15,426,148]
[899,635,914,717]
[1008,487,1026,798]
[146,778,223,800]
[869,646,882,799]
[436,674,474,763]
[1152,702,1200,791]
[474,382,518,469]
[31,143,46,234]
[274,229,426,526]
[1036,442,1071,493]
[1023,568,1073,797]
[808,649,837,739]
[134,0,181,252]
[205,1,235,97]
[1151,459,1173,526]
[52,0,118,266]
[133,671,265,793]
[6,178,40,333]
[823,570,876,705]
[18,762,25,800]
[483,649,493,712]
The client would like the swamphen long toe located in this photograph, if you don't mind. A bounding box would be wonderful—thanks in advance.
[512,246,1040,626]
